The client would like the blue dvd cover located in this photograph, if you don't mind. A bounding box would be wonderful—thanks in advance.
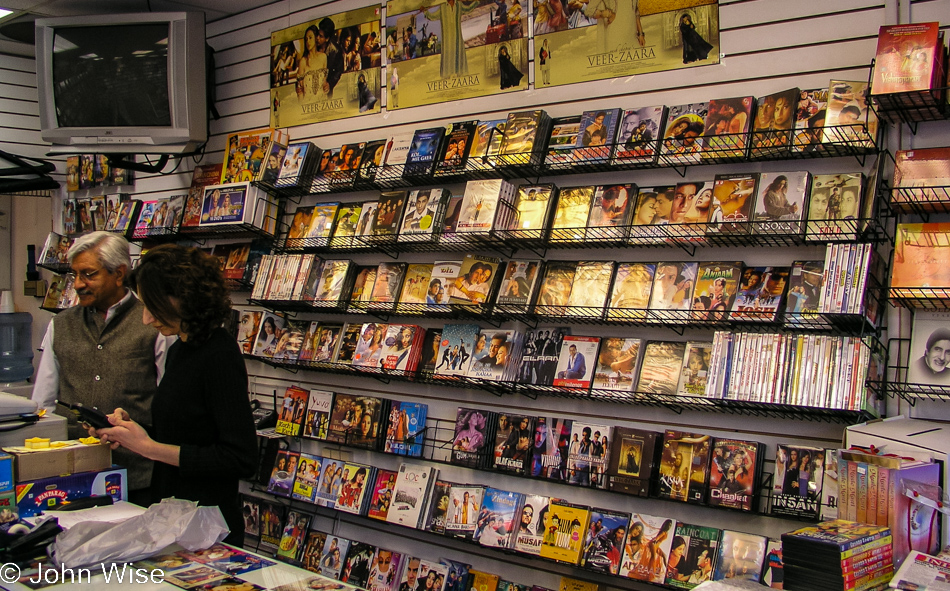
[385,401,428,457]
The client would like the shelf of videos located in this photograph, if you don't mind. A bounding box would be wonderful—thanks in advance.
[276,228,546,258]
[35,226,141,275]
[883,337,950,404]
[246,298,493,324]
[254,156,519,201]
[272,219,892,261]
[268,416,805,522]
[128,191,285,244]
[888,185,950,217]
[244,489,637,591]
[506,304,883,336]
[249,423,836,591]
[247,354,878,425]
[251,465,734,591]
[253,125,884,202]
[247,288,885,338]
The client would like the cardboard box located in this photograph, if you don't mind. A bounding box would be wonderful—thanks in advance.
[15,467,127,517]
[3,442,111,482]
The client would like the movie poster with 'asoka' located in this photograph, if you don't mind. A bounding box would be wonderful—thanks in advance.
[533,0,719,88]
[270,5,382,127]
[385,0,528,110]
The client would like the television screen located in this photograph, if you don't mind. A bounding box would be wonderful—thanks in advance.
[52,24,172,128]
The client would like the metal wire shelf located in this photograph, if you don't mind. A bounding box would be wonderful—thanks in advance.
[884,338,950,405]
[253,127,885,200]
[889,185,950,216]
[246,355,878,423]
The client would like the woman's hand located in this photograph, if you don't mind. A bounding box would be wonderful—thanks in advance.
[97,407,153,455]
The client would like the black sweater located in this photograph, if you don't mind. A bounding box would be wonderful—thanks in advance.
[151,327,258,542]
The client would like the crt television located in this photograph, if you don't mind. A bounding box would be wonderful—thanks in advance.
[35,12,207,155]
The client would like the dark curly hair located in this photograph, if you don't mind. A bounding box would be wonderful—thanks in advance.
[129,244,231,343]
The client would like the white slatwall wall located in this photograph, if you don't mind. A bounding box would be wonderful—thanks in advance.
[3,1,950,588]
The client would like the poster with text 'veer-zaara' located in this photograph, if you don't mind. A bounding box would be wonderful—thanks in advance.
[385,0,529,110]
[533,0,719,88]
[270,5,382,127]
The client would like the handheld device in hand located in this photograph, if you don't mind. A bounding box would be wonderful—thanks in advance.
[59,401,111,430]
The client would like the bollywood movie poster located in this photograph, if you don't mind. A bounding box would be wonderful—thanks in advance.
[533,0,719,88]
[385,0,529,110]
[270,5,382,127]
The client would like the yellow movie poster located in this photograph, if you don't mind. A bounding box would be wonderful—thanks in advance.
[270,6,382,127]
[386,0,528,110]
[533,0,719,88]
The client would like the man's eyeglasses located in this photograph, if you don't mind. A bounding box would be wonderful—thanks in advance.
[68,267,105,282]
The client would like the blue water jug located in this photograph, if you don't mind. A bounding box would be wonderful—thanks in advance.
[0,311,34,383]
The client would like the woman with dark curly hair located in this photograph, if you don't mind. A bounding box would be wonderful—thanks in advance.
[96,244,258,545]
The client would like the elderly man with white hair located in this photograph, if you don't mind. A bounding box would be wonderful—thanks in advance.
[32,231,170,505]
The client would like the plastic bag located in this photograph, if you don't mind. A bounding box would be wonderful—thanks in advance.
[50,498,228,569]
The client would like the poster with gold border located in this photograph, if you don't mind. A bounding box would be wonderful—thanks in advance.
[386,0,528,110]
[270,6,382,127]
[533,0,719,88]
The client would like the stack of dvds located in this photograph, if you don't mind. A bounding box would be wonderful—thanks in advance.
[465,329,525,382]
[64,153,134,192]
[38,232,73,267]
[380,131,415,181]
[398,188,452,243]
[781,520,893,591]
[750,88,799,159]
[251,255,355,308]
[210,242,261,289]
[705,331,882,413]
[348,322,426,373]
[871,22,947,115]
[404,128,446,179]
[702,96,754,161]
[130,194,185,239]
[355,139,387,184]
[468,119,507,172]
[325,393,390,450]
[181,164,222,229]
[324,142,366,189]
[41,274,78,311]
[434,120,477,178]
[612,106,666,165]
[386,463,439,528]
[769,444,830,520]
[892,222,950,300]
[573,108,623,166]
[819,243,884,324]
[450,406,496,469]
[220,127,288,184]
[712,530,768,583]
[495,110,552,168]
[327,202,373,248]
[822,80,879,149]
[275,141,321,189]
[545,115,582,168]
[285,202,340,248]
[891,147,950,210]
[455,179,518,236]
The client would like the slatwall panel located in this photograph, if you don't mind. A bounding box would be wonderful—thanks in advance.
[192,1,915,586]
[175,1,949,586]
[3,0,950,587]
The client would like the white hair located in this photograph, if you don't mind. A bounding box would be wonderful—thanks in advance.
[67,231,132,272]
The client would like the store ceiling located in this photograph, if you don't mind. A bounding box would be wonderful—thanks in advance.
[0,0,277,56]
